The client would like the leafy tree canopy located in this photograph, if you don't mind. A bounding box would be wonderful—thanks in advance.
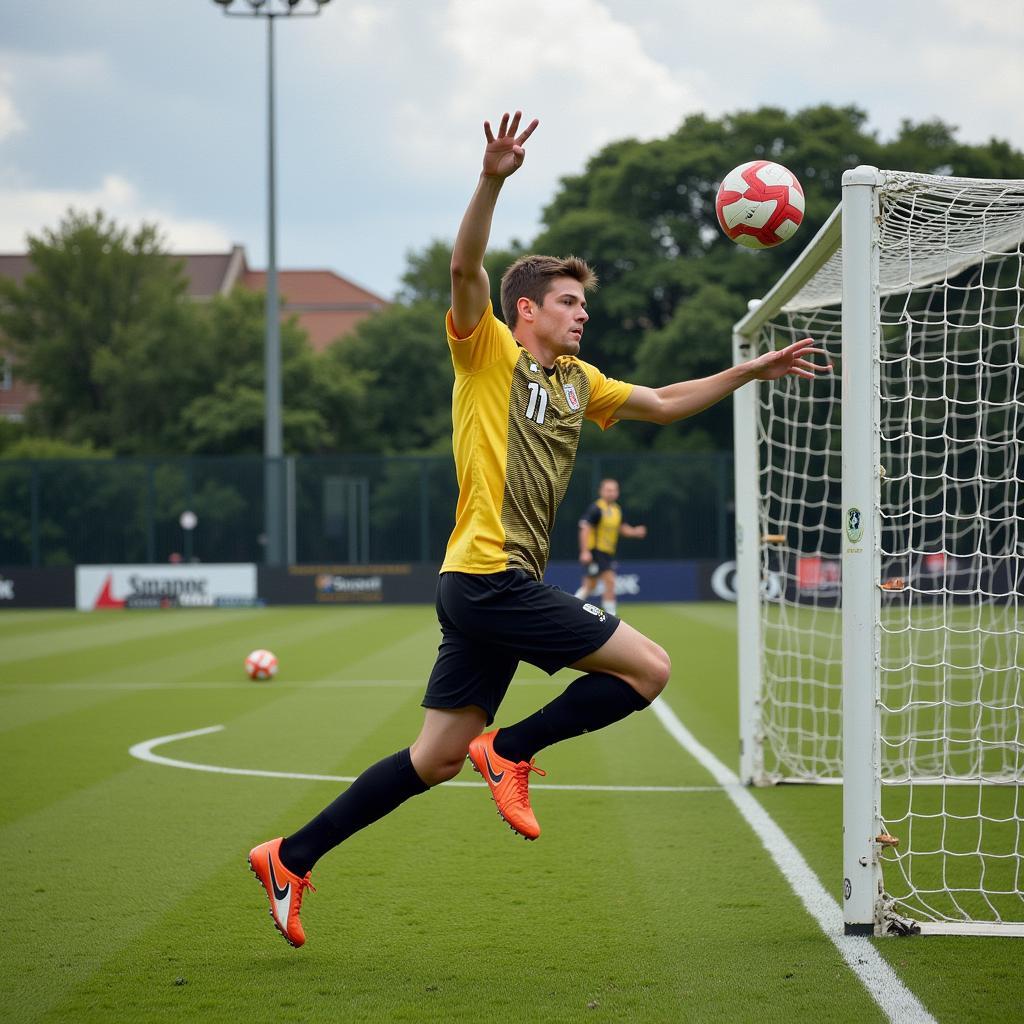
[0,211,194,452]
[0,213,349,456]
[5,107,1023,457]
[530,105,1024,448]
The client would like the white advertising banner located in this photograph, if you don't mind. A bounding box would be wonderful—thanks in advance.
[76,564,258,610]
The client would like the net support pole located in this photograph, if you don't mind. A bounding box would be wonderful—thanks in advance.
[841,166,885,935]
[734,312,763,785]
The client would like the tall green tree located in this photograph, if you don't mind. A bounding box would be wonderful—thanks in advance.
[534,105,1024,449]
[324,301,453,454]
[5,109,1022,459]
[0,210,200,452]
[179,287,358,455]
[0,211,359,456]
[321,239,524,455]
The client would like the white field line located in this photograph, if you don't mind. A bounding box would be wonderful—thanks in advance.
[128,724,722,794]
[650,697,936,1024]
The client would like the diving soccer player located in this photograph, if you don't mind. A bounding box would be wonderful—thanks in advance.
[248,111,830,947]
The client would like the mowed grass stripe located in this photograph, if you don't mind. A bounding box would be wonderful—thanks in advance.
[50,796,889,1023]
[0,610,438,827]
[0,608,390,737]
[3,606,1020,1023]
[0,608,268,667]
[2,745,336,1021]
[42,696,889,1024]
[640,603,744,773]
[1,621,435,1021]
[0,606,386,687]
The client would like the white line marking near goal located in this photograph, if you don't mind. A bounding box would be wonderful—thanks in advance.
[128,724,722,795]
[650,697,936,1024]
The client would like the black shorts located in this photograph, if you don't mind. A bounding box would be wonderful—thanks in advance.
[423,569,620,725]
[586,550,616,576]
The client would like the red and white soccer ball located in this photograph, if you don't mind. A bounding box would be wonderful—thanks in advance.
[245,648,278,681]
[715,160,805,249]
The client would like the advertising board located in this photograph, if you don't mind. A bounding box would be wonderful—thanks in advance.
[0,567,76,609]
[258,563,438,605]
[76,564,258,610]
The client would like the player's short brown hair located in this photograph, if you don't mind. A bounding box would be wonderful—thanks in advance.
[500,255,597,329]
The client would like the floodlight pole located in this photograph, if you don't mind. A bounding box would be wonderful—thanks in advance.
[212,0,332,566]
[262,9,284,566]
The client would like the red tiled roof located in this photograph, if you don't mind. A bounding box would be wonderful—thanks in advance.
[0,249,246,299]
[176,253,235,297]
[239,269,388,350]
[241,269,386,307]
[294,310,380,351]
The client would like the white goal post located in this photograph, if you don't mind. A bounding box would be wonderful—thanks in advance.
[733,166,1024,936]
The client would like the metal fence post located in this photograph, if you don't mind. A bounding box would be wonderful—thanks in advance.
[30,461,40,567]
[419,459,430,562]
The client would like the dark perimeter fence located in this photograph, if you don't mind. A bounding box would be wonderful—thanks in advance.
[0,452,735,567]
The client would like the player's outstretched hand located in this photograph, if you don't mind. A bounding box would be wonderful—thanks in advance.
[751,338,832,381]
[482,111,539,180]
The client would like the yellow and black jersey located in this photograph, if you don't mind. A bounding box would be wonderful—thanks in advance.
[581,498,623,556]
[441,303,633,580]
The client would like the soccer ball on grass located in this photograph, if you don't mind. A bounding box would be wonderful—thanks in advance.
[715,160,805,249]
[245,649,278,681]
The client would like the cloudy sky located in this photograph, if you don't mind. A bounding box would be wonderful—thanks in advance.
[1,0,1022,298]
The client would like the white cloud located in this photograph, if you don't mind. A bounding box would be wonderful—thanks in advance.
[833,11,1024,147]
[441,0,699,148]
[939,0,1024,38]
[665,0,831,48]
[375,0,708,199]
[0,72,25,142]
[0,174,233,252]
[347,2,393,40]
[0,48,112,93]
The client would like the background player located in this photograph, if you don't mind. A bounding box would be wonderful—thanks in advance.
[246,110,830,949]
[575,477,646,616]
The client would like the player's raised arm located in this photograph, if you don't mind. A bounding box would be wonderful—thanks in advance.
[450,111,539,338]
[615,338,832,425]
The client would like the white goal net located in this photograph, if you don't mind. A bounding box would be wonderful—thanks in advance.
[734,169,1024,934]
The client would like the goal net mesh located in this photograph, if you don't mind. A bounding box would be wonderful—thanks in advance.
[752,171,1024,927]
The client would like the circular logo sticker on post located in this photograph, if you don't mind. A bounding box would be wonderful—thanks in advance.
[846,507,863,544]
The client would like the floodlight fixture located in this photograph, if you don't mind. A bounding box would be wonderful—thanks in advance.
[214,0,331,15]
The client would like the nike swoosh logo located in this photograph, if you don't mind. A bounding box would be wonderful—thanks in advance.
[268,853,290,902]
[483,747,504,785]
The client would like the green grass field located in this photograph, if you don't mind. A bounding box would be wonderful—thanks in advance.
[2,604,1021,1023]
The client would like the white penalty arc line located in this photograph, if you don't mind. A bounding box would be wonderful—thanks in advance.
[128,725,722,795]
[650,697,936,1024]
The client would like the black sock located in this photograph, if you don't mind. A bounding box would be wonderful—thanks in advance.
[493,673,650,764]
[278,747,429,876]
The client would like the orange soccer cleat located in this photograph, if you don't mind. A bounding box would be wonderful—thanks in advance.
[467,730,547,841]
[247,837,316,948]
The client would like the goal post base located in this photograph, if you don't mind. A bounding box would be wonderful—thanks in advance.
[915,922,1024,938]
[843,923,874,937]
